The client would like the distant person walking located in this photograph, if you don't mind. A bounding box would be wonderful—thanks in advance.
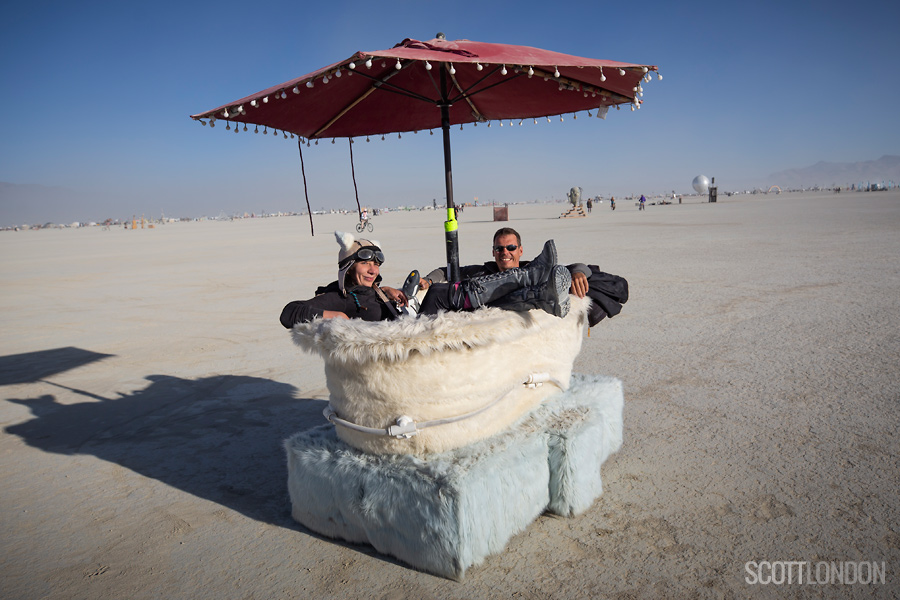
[639,195,646,211]
[610,196,616,211]
[586,198,593,213]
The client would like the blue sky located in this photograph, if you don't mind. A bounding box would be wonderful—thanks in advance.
[2,0,898,223]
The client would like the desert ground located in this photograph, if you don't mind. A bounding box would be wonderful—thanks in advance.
[1,191,898,599]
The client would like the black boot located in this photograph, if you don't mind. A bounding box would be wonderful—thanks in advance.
[521,239,557,288]
[488,265,572,318]
[400,269,421,313]
[457,240,558,308]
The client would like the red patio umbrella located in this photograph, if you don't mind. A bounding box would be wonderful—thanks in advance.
[191,34,659,281]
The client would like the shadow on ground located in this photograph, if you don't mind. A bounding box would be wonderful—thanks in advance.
[0,347,114,385]
[3,348,326,528]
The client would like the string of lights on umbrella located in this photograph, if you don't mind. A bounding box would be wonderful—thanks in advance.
[193,59,661,143]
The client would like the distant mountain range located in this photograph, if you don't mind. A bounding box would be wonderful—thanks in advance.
[768,155,900,188]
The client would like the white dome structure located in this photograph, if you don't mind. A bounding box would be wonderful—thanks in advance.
[692,175,710,195]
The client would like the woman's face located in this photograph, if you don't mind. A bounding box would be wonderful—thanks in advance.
[350,260,379,287]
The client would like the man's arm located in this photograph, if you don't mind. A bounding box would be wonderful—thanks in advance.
[419,266,448,290]
[420,263,495,289]
[567,263,591,298]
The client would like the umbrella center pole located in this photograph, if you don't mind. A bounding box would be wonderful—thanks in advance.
[441,104,460,282]
[440,65,461,283]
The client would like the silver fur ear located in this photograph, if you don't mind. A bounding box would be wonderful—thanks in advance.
[335,230,356,253]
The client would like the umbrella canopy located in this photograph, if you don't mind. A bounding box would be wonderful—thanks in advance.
[192,36,657,136]
[191,35,659,280]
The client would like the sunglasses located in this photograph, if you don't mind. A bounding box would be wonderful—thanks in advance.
[493,244,519,253]
[354,247,385,264]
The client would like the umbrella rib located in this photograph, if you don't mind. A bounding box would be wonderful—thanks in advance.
[447,67,496,121]
[368,83,437,104]
[312,62,434,138]
[447,72,525,105]
[349,68,437,104]
[425,67,444,102]
[451,64,503,98]
[528,66,634,104]
[312,86,378,138]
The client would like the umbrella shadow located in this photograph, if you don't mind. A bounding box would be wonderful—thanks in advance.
[0,347,114,385]
[5,362,328,529]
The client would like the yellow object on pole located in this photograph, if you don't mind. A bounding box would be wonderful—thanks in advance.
[444,207,458,232]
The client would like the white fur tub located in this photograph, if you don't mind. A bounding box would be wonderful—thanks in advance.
[290,295,589,455]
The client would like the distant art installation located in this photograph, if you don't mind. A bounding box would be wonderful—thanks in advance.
[692,175,710,195]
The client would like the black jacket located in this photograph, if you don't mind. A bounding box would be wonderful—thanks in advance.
[584,265,629,327]
[280,281,396,327]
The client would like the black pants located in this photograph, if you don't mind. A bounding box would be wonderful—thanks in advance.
[418,283,457,315]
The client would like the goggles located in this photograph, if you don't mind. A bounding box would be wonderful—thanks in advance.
[353,247,385,265]
[493,244,519,253]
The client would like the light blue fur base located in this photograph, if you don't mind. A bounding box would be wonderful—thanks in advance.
[284,374,623,580]
[545,375,624,516]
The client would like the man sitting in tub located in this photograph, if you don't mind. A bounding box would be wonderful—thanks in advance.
[418,228,628,327]
[419,227,591,299]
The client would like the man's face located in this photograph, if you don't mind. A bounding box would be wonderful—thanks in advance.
[492,233,523,271]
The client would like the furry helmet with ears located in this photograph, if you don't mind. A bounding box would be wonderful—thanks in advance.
[335,231,383,295]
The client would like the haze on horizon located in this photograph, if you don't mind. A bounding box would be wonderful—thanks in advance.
[2,0,898,226]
